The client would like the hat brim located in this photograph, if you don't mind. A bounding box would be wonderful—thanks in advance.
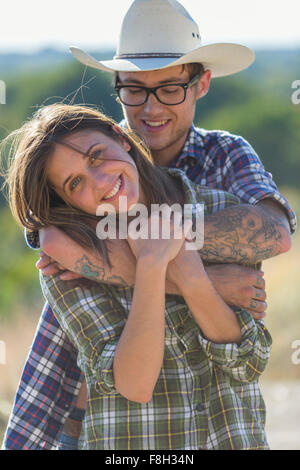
[70,44,254,78]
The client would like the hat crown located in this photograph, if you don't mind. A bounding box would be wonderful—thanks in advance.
[70,0,254,77]
[115,0,202,58]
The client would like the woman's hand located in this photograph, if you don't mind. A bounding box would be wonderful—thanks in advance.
[127,214,191,265]
[36,251,82,280]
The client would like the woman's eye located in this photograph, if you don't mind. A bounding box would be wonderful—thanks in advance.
[90,150,102,164]
[70,177,81,191]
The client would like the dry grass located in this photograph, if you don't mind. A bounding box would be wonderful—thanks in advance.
[0,303,43,445]
[261,188,300,381]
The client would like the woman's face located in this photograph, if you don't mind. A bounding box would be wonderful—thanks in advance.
[47,128,141,215]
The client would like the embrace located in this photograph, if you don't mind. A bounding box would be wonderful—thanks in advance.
[2,0,296,451]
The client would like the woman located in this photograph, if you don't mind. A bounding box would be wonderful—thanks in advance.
[3,103,272,450]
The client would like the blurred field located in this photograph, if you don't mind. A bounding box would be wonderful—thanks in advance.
[259,188,300,449]
[0,189,299,449]
[0,303,43,446]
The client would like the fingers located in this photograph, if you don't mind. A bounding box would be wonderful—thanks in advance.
[253,271,265,289]
[37,251,72,278]
[247,286,267,319]
[39,262,62,276]
[59,271,83,281]
[247,270,266,320]
[36,252,52,270]
[249,299,267,313]
[248,310,266,321]
[253,287,267,302]
[240,272,267,315]
[36,252,62,276]
[38,260,81,280]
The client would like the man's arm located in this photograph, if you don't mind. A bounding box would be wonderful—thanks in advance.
[39,196,291,283]
[39,226,180,294]
[39,200,279,319]
[201,199,291,265]
[39,226,136,286]
[203,198,291,314]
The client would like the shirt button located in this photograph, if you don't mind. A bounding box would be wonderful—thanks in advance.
[195,403,206,412]
[176,325,184,335]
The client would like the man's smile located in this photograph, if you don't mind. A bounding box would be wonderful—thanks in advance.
[141,119,170,132]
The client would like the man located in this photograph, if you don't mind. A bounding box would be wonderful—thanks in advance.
[3,0,295,450]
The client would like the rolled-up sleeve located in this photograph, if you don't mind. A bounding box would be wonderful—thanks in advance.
[198,308,272,383]
[92,340,118,394]
[223,135,297,233]
[40,273,126,395]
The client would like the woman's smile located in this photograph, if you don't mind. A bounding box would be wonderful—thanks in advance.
[102,174,124,201]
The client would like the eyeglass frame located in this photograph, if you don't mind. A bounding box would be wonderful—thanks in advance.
[114,73,202,107]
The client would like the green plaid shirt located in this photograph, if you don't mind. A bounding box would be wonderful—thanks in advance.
[40,168,272,450]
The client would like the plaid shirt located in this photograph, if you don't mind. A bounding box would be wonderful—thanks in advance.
[40,168,272,450]
[3,126,295,450]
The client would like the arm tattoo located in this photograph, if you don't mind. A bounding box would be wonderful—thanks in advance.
[202,204,288,265]
[74,255,130,287]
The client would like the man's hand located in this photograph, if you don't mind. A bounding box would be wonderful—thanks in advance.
[36,251,82,280]
[205,264,267,320]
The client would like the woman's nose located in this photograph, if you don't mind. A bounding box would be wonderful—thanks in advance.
[87,167,105,191]
[89,164,117,194]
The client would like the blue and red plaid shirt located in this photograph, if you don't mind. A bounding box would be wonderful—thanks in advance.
[3,126,296,450]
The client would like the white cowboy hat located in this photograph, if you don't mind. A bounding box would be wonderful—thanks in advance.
[70,0,254,78]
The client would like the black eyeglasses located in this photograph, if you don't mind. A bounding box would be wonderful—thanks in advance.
[115,74,201,106]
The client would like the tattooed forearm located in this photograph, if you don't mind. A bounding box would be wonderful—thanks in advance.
[74,255,103,279]
[202,203,290,264]
[74,255,130,287]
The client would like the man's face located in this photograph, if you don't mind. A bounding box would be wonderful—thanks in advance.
[117,66,210,164]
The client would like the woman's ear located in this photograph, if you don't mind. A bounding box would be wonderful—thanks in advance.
[112,124,131,152]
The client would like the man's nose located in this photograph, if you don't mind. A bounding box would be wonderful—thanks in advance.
[143,91,164,113]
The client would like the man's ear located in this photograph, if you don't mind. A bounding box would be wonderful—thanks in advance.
[112,124,131,152]
[195,70,211,100]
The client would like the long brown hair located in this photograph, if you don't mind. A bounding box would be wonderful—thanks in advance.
[2,103,184,266]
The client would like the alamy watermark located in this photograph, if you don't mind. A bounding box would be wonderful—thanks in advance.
[291,80,300,105]
[291,340,300,365]
[0,340,6,365]
[0,80,6,104]
[96,197,204,250]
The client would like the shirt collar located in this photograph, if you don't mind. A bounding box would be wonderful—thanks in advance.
[172,125,205,169]
[166,167,198,205]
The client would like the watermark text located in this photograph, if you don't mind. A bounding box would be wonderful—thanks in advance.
[291,80,300,104]
[291,339,300,365]
[96,197,204,250]
[0,80,6,104]
[0,341,6,365]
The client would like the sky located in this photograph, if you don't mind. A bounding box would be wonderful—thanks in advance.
[1,0,300,53]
